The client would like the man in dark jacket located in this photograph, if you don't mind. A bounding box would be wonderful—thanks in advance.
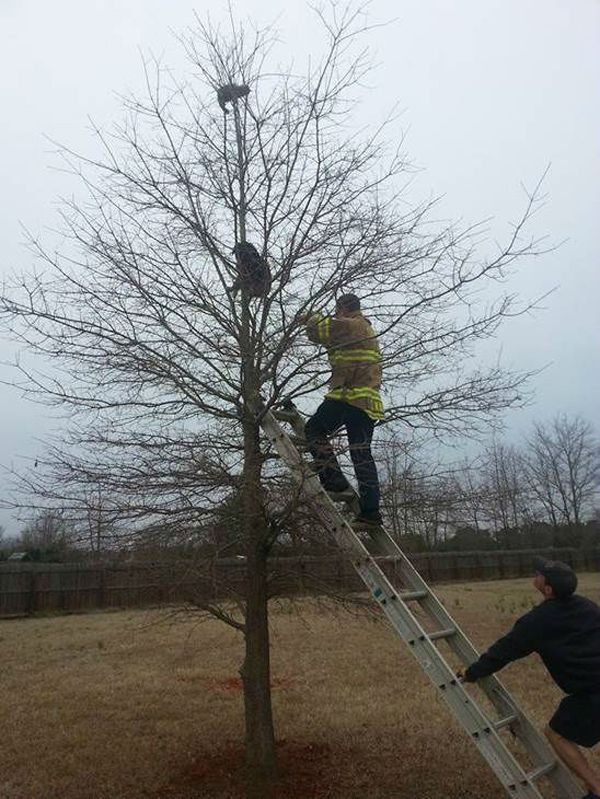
[298,293,384,527]
[459,558,600,799]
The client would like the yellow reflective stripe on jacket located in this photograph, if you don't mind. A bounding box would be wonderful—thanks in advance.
[337,387,382,400]
[327,387,383,402]
[365,402,385,421]
[329,348,381,365]
[326,387,385,420]
[314,315,331,344]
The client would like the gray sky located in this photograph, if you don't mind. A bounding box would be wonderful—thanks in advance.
[1,1,599,535]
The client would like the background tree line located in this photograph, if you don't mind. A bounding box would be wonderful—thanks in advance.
[3,412,597,562]
[379,413,599,552]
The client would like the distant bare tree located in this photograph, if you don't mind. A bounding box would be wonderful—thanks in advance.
[1,4,548,789]
[17,510,71,556]
[449,458,488,534]
[378,436,454,548]
[81,486,120,556]
[523,415,599,540]
[481,441,525,545]
[378,434,419,540]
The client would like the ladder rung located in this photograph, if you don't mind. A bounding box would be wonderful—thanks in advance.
[398,590,429,601]
[428,627,456,641]
[493,713,518,731]
[526,762,556,782]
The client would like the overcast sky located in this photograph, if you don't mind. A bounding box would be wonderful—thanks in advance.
[1,1,599,535]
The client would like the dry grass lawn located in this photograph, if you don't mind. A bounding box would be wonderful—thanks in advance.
[1,575,599,799]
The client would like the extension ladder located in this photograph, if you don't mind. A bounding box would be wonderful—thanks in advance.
[261,403,582,799]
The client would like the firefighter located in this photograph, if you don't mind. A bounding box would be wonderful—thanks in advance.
[298,293,384,527]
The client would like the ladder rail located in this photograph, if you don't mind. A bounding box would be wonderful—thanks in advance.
[262,407,582,799]
[365,526,580,794]
[355,553,552,798]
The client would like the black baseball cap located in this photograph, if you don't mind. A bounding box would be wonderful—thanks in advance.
[533,557,578,598]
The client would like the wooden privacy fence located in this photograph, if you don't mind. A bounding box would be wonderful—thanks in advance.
[1,548,598,617]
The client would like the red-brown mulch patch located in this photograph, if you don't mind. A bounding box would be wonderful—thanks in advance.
[154,739,348,799]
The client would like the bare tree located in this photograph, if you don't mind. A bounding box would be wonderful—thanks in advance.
[378,436,459,549]
[79,486,120,556]
[1,5,549,789]
[523,414,599,541]
[378,434,420,541]
[480,441,525,546]
[16,510,72,556]
[449,458,488,534]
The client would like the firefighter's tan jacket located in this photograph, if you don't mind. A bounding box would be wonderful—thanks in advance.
[305,310,384,421]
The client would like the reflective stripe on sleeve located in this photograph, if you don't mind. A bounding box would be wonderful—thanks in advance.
[316,316,331,343]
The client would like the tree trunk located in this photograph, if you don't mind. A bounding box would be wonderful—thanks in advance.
[230,88,276,793]
[240,419,277,794]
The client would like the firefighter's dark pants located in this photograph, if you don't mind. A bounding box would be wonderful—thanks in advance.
[304,399,380,514]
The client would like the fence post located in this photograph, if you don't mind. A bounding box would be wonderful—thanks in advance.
[452,554,460,580]
[27,570,38,615]
[98,569,106,609]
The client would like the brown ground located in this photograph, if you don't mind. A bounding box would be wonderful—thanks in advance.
[0,575,598,799]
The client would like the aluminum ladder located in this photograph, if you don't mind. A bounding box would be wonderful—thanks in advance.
[261,403,582,799]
